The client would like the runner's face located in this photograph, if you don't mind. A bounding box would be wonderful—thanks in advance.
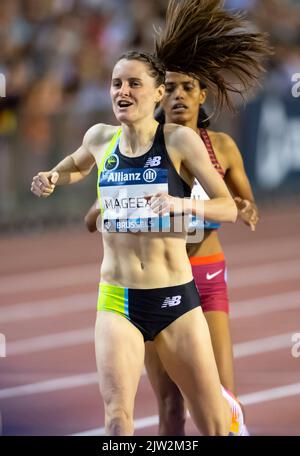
[161,72,206,126]
[110,59,164,124]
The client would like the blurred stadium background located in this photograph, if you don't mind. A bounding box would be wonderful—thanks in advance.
[0,0,300,437]
[0,0,300,231]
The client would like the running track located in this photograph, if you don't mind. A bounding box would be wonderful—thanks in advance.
[0,205,300,436]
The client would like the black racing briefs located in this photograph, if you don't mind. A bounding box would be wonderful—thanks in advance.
[97,280,201,341]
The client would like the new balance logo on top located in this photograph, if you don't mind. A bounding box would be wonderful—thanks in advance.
[161,295,182,308]
[144,156,162,167]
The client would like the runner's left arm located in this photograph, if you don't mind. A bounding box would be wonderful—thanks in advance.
[221,133,259,231]
[85,199,101,233]
[149,126,237,223]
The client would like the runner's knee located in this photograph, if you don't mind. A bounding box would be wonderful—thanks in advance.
[105,405,133,435]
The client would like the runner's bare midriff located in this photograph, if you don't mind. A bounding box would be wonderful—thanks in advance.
[187,229,223,257]
[101,230,193,289]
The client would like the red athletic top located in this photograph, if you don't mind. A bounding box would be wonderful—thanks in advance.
[199,128,225,178]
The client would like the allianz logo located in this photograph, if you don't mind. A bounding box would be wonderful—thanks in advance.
[107,169,157,183]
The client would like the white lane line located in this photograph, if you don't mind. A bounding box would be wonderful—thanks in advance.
[0,373,98,400]
[230,290,300,319]
[2,290,299,356]
[0,263,99,295]
[1,244,300,296]
[239,382,300,405]
[0,293,96,323]
[0,330,297,397]
[228,258,300,288]
[225,236,300,264]
[233,332,294,358]
[7,328,94,356]
[72,382,300,436]
[5,322,297,358]
[1,286,300,327]
[73,415,159,436]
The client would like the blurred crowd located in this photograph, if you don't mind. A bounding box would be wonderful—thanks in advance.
[231,0,300,96]
[1,0,300,138]
[0,0,299,225]
[0,0,166,139]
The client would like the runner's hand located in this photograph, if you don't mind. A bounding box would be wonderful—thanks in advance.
[145,193,186,215]
[234,197,259,231]
[31,171,59,198]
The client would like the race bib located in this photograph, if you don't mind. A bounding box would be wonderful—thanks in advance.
[188,179,207,230]
[189,179,220,231]
[99,168,170,232]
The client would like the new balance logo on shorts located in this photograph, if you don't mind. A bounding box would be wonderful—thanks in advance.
[144,156,162,167]
[161,295,182,308]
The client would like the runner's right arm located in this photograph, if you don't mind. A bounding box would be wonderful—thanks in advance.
[31,123,116,198]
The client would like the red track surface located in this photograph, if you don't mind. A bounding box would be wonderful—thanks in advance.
[0,205,300,436]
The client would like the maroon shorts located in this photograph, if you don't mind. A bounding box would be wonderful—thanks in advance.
[189,252,229,314]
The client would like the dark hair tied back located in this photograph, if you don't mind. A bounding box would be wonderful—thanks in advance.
[118,51,166,87]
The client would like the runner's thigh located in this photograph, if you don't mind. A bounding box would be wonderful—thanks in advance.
[154,307,223,416]
[95,311,145,406]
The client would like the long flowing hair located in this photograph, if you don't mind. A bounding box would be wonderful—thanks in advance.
[154,0,272,110]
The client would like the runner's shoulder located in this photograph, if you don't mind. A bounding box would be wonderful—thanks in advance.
[83,124,120,149]
[207,130,236,149]
[163,123,198,146]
